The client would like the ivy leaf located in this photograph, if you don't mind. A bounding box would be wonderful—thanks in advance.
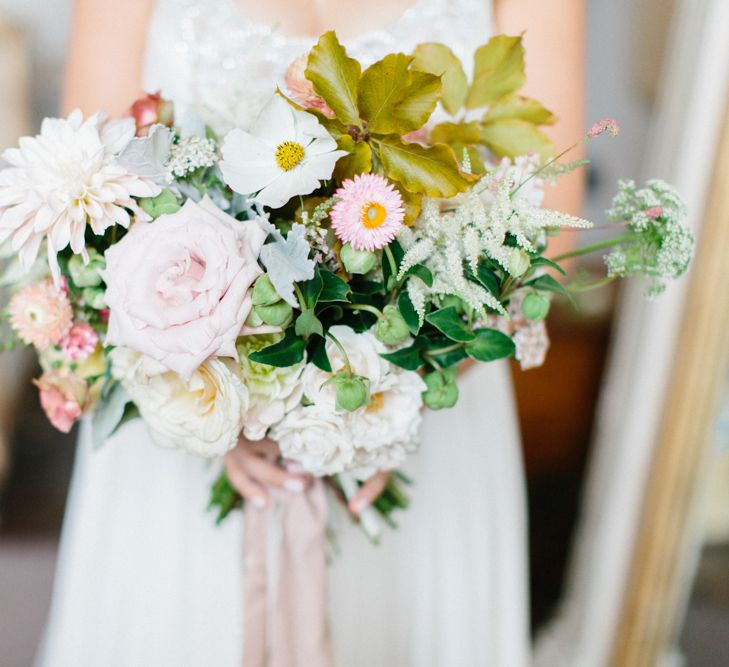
[333,135,372,181]
[526,273,576,306]
[398,290,421,335]
[381,338,426,371]
[258,222,316,307]
[402,263,434,287]
[412,42,468,115]
[483,95,557,125]
[373,135,475,197]
[295,310,324,338]
[305,31,362,125]
[425,306,475,342]
[466,35,526,109]
[249,329,306,367]
[308,336,332,372]
[480,119,554,159]
[465,328,516,362]
[358,55,441,134]
[319,270,351,302]
[429,121,482,145]
[301,269,324,308]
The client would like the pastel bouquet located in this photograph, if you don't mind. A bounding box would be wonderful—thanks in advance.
[0,33,693,534]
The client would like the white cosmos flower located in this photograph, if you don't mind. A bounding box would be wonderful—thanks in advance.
[219,95,346,209]
[0,109,160,282]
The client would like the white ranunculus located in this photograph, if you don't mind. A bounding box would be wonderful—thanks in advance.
[237,335,305,440]
[271,325,426,479]
[219,95,346,209]
[111,348,248,458]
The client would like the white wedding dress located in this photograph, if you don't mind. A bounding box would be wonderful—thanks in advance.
[38,1,528,665]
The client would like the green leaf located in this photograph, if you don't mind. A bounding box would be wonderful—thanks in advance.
[295,310,324,337]
[529,256,566,276]
[333,135,372,181]
[305,31,362,125]
[483,95,557,125]
[466,35,526,109]
[427,343,468,369]
[412,42,468,115]
[480,119,554,159]
[526,273,576,306]
[398,290,421,335]
[425,306,475,342]
[429,121,482,145]
[381,338,426,371]
[358,55,441,134]
[465,328,516,362]
[374,135,475,197]
[402,263,434,287]
[319,270,351,302]
[474,263,501,297]
[249,329,306,367]
[308,336,332,372]
[301,270,324,308]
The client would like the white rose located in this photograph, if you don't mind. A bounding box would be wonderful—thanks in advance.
[237,335,305,440]
[272,325,426,479]
[111,348,248,457]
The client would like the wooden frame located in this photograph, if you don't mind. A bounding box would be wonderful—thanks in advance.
[534,1,729,665]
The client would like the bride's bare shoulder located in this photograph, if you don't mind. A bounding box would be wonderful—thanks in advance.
[63,0,156,117]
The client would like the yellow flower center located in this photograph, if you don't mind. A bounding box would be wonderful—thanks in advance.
[366,391,386,413]
[360,202,387,229]
[275,141,306,171]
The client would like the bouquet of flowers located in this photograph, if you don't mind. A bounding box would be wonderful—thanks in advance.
[0,33,693,536]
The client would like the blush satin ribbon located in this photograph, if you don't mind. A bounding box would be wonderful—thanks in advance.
[242,479,334,667]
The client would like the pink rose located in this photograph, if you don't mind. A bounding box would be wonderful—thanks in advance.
[128,91,174,136]
[34,371,88,433]
[102,197,267,378]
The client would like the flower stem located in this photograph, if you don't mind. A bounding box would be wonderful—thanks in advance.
[512,140,583,197]
[550,232,640,263]
[325,331,353,375]
[293,283,307,311]
[567,275,618,293]
[384,246,399,281]
[343,303,384,319]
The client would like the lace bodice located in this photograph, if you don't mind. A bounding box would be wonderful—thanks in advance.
[144,0,492,134]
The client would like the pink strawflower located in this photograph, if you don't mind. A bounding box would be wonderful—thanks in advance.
[8,280,73,350]
[60,322,99,361]
[34,370,88,433]
[284,55,335,118]
[587,118,620,138]
[330,174,405,252]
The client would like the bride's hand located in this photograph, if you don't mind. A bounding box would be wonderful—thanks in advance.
[224,437,312,508]
[348,471,390,515]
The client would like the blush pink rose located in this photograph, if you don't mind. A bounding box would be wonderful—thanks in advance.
[34,371,88,433]
[102,197,267,378]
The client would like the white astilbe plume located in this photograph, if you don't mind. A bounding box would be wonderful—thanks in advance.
[397,165,592,322]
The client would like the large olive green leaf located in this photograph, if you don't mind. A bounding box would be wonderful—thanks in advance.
[429,121,482,145]
[358,54,412,133]
[480,119,554,159]
[483,95,557,125]
[333,135,372,181]
[373,135,476,197]
[451,143,486,175]
[305,31,362,126]
[412,43,468,115]
[466,35,526,110]
[393,183,424,226]
[394,71,442,133]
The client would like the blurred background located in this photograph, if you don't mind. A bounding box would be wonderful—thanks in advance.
[1,0,728,665]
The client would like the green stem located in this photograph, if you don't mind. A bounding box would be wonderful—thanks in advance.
[384,246,399,281]
[293,283,308,311]
[343,303,384,319]
[550,232,641,263]
[512,139,583,197]
[425,342,465,358]
[326,331,353,375]
[567,275,618,293]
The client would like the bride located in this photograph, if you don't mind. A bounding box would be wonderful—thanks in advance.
[38,0,584,665]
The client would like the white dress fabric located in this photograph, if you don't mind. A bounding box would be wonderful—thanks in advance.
[38,1,529,665]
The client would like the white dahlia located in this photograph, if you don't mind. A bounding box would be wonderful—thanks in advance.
[0,110,160,281]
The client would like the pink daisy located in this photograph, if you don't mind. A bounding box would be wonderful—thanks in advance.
[330,174,405,252]
[9,280,73,350]
[60,322,99,361]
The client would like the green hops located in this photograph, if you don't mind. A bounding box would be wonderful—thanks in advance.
[374,305,410,345]
[251,275,293,327]
[422,368,459,410]
[521,293,550,322]
[331,371,370,412]
[508,248,531,277]
[340,243,376,275]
